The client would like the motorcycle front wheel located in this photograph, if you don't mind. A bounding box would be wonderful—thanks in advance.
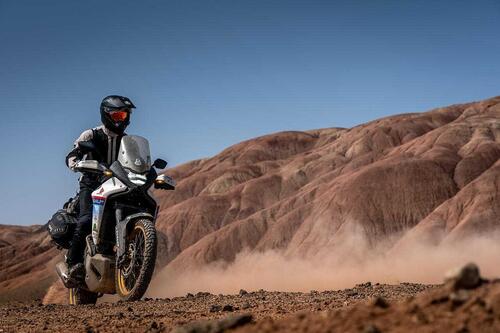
[115,219,157,301]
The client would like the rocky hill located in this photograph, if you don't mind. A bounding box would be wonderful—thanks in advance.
[0,225,59,302]
[149,95,500,296]
[1,96,499,303]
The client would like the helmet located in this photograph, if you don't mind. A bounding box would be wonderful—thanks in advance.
[100,95,136,134]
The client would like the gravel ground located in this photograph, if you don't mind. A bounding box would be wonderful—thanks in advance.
[234,279,500,333]
[0,283,434,332]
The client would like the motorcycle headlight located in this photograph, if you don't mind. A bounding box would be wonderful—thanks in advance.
[127,171,147,186]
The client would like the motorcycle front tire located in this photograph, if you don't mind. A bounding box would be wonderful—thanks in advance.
[115,219,157,301]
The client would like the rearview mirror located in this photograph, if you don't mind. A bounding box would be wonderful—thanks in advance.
[153,158,168,169]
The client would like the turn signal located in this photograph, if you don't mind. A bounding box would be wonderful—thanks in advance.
[104,170,113,177]
[155,179,165,184]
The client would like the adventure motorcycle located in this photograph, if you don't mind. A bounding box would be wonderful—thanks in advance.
[53,135,175,305]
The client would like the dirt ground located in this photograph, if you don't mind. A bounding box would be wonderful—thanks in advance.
[4,277,500,333]
[233,279,500,333]
[0,282,433,332]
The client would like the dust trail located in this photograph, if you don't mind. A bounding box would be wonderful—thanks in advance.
[148,232,500,298]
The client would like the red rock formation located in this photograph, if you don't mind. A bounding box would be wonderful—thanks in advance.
[1,96,498,302]
[0,225,59,302]
[154,97,499,275]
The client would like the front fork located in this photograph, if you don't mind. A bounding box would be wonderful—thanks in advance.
[115,207,126,268]
[114,209,155,269]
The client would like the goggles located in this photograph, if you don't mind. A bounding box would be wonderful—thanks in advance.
[109,109,129,122]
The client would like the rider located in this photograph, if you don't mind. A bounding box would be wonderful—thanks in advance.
[64,95,135,281]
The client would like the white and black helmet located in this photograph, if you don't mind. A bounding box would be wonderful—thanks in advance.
[100,95,136,134]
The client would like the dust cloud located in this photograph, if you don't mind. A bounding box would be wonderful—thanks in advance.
[148,230,500,298]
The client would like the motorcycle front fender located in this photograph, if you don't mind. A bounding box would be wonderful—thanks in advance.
[115,212,155,259]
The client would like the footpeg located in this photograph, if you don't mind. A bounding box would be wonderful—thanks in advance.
[56,261,81,288]
[56,261,72,287]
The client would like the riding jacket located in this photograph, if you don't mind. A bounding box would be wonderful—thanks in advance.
[66,125,126,177]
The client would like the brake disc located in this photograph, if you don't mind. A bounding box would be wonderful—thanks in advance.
[121,243,137,278]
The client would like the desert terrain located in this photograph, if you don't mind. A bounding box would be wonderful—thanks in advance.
[0,282,436,332]
[0,96,499,331]
[1,264,497,332]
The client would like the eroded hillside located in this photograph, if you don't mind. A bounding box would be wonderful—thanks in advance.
[1,96,499,303]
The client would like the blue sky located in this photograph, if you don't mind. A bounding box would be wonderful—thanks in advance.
[1,0,499,225]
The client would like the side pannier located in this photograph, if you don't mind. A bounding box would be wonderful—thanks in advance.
[47,195,79,249]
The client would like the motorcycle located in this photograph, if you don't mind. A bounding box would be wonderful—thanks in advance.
[55,135,175,305]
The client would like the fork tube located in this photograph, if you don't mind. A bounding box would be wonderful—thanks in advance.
[115,207,123,224]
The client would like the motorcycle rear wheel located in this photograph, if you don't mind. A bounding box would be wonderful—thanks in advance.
[69,287,98,305]
[115,219,157,301]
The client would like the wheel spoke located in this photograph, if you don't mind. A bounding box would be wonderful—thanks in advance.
[120,223,152,295]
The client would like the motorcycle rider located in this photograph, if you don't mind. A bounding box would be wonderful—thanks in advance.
[64,95,135,282]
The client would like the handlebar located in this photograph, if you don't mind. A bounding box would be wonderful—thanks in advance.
[74,160,176,191]
[74,160,109,174]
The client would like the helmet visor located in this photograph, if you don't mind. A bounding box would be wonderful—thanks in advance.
[109,110,129,122]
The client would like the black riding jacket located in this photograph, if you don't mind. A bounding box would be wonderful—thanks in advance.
[66,125,126,184]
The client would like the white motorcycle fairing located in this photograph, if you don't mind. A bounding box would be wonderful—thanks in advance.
[91,177,127,245]
[56,135,176,302]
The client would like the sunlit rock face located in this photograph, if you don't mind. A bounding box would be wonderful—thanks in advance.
[1,96,499,303]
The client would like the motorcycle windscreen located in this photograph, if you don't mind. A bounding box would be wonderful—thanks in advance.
[117,135,152,173]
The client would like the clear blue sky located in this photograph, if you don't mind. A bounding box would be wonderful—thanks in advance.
[1,0,499,225]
